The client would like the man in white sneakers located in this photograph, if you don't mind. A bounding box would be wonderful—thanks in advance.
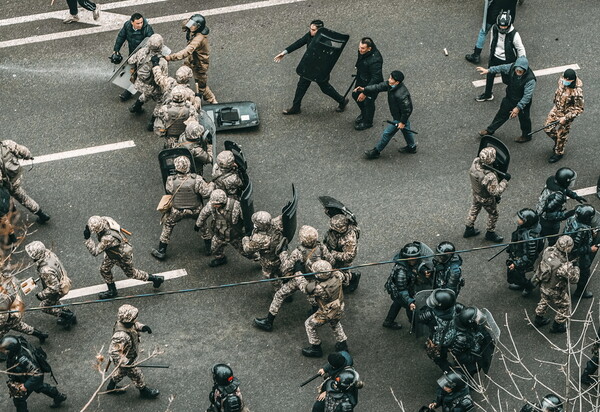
[63,0,100,24]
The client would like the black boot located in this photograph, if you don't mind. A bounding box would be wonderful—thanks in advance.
[347,271,361,293]
[363,148,380,160]
[151,242,168,260]
[573,284,593,299]
[204,239,212,256]
[148,275,164,288]
[139,386,160,399]
[129,99,144,113]
[50,392,67,408]
[32,328,49,344]
[335,340,349,352]
[209,256,227,267]
[463,226,480,238]
[465,47,482,64]
[302,344,323,358]
[36,210,51,224]
[534,315,550,327]
[147,115,156,132]
[485,231,504,243]
[253,313,275,332]
[549,321,567,334]
[119,90,133,102]
[99,283,118,300]
[57,309,77,329]
[382,320,402,330]
[106,379,126,395]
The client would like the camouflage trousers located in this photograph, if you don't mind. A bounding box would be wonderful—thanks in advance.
[100,253,149,284]
[465,195,498,231]
[112,365,146,389]
[305,306,347,345]
[135,82,164,116]
[269,276,316,316]
[535,288,571,324]
[0,314,34,340]
[545,109,573,155]
[40,292,63,317]
[10,183,40,214]
[193,72,217,104]
[260,259,283,290]
[159,207,201,244]
[211,235,245,259]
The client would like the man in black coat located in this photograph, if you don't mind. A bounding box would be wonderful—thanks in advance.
[352,37,383,131]
[274,20,349,115]
[356,71,416,159]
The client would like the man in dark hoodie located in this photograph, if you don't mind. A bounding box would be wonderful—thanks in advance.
[351,37,384,131]
[477,56,536,142]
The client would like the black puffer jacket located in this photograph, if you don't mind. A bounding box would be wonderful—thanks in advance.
[113,18,155,55]
[355,48,383,87]
[364,81,413,124]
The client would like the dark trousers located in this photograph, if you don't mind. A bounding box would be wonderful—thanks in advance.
[352,90,377,125]
[487,97,532,137]
[13,383,60,412]
[484,56,510,97]
[577,264,591,292]
[540,218,561,246]
[292,76,343,109]
[312,400,325,412]
[507,266,532,289]
[66,0,96,15]
[385,299,413,324]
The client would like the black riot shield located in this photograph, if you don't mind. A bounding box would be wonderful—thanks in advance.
[240,180,254,236]
[223,140,249,187]
[281,184,299,242]
[415,242,435,292]
[296,28,350,83]
[413,289,435,338]
[317,196,358,226]
[158,148,197,190]
[203,102,259,131]
[198,109,217,161]
[479,135,511,175]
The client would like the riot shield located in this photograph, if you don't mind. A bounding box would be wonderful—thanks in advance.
[240,180,254,236]
[158,148,197,190]
[481,308,501,341]
[413,289,435,338]
[197,109,217,162]
[479,308,500,374]
[223,140,249,187]
[203,102,259,131]
[282,184,299,242]
[415,242,435,292]
[317,196,358,226]
[479,135,511,174]
[596,175,600,200]
[296,28,350,83]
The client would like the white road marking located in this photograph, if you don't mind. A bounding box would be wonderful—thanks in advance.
[574,186,598,197]
[61,269,188,300]
[472,64,580,87]
[19,141,136,166]
[0,0,307,49]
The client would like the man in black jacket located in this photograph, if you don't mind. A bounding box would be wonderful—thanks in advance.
[357,71,415,159]
[352,37,383,131]
[111,13,155,101]
[274,20,349,115]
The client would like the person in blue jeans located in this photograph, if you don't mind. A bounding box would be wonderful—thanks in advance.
[357,71,416,160]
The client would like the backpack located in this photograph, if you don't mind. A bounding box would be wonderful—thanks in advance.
[222,392,242,412]
[17,337,57,383]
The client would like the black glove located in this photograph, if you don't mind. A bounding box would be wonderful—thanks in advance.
[495,195,502,204]
[150,55,160,67]
[565,209,576,218]
[293,260,304,274]
[575,195,587,204]
[193,224,201,232]
[110,52,123,65]
[84,225,91,240]
[503,172,511,182]
[141,325,152,334]
[35,292,43,301]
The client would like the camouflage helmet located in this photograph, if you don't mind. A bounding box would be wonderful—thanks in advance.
[171,85,187,103]
[555,235,574,253]
[87,216,107,233]
[312,259,333,280]
[147,34,164,52]
[175,66,193,84]
[117,304,139,323]
[25,241,46,261]
[478,147,496,165]
[210,189,228,205]
[299,225,318,247]
[330,214,349,233]
[251,211,272,231]
[184,121,205,141]
[216,151,235,170]
[174,156,191,174]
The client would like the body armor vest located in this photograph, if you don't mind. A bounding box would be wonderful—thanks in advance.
[298,244,325,271]
[469,161,492,198]
[212,199,239,238]
[113,321,140,360]
[38,251,71,294]
[318,275,343,305]
[165,104,192,137]
[0,144,22,182]
[171,174,201,209]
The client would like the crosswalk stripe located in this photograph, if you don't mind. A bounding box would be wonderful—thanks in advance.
[19,141,135,166]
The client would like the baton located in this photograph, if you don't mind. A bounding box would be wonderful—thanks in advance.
[134,364,170,369]
[342,75,357,100]
[386,120,418,135]
[300,372,322,387]
[527,120,560,137]
[487,245,509,262]
[481,164,509,180]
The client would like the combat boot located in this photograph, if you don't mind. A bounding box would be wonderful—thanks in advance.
[129,99,144,114]
[253,313,275,332]
[50,392,67,408]
[204,239,212,256]
[363,148,380,160]
[32,329,48,343]
[463,225,480,238]
[465,47,482,64]
[347,271,361,293]
[209,256,227,267]
[57,309,77,329]
[485,231,504,243]
[139,386,160,399]
[534,315,550,327]
[151,242,168,260]
[382,320,402,330]
[99,283,118,300]
[335,340,349,352]
[106,379,126,395]
[119,90,133,102]
[147,115,156,132]
[36,210,51,224]
[148,274,164,288]
[302,344,323,358]
[549,321,567,334]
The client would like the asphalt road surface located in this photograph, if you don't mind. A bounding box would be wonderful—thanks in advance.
[1,0,599,411]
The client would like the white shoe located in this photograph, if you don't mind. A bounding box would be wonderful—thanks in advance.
[93,4,101,20]
[63,14,79,24]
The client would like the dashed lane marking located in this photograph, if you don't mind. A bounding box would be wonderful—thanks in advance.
[19,141,136,166]
[574,186,598,197]
[472,64,580,87]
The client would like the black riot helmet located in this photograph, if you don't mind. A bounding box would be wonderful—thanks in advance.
[539,393,563,412]
[554,167,577,189]
[212,363,235,386]
[0,336,21,356]
[517,208,539,228]
[400,242,421,259]
[426,289,456,310]
[455,307,485,330]
[186,14,209,35]
[435,241,456,263]
[495,10,512,34]
[574,205,595,226]
[333,369,359,392]
[437,371,467,391]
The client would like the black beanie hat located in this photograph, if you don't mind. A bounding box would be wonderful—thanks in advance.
[563,69,576,81]
[391,70,404,83]
[328,352,346,368]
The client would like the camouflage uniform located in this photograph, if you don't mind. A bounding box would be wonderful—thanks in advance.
[465,148,508,232]
[0,276,38,340]
[152,65,201,111]
[323,215,359,287]
[175,121,213,172]
[0,140,40,214]
[154,86,198,148]
[208,151,244,200]
[545,77,584,155]
[128,34,168,116]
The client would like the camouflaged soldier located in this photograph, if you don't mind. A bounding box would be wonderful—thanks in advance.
[176,121,213,173]
[106,304,160,399]
[545,69,584,163]
[128,34,169,131]
[242,211,285,289]
[323,214,361,292]
[24,241,76,329]
[154,85,198,148]
[196,189,247,267]
[84,216,164,299]
[152,156,210,260]
[150,60,201,111]
[0,140,50,224]
[253,225,333,332]
[531,235,580,334]
[209,151,244,200]
[464,147,509,242]
[165,14,218,104]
